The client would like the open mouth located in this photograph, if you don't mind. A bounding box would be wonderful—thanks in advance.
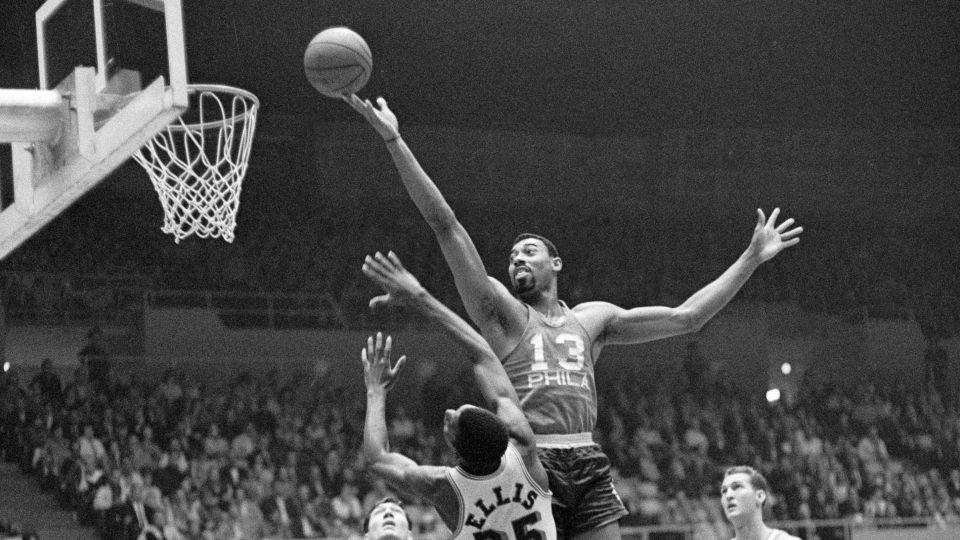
[514,266,531,278]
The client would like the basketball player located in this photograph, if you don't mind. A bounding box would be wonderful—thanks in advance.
[359,250,556,540]
[346,94,802,540]
[721,466,800,540]
[363,497,413,540]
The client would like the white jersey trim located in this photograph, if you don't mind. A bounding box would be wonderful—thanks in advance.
[508,444,552,498]
[445,467,466,538]
[534,432,594,448]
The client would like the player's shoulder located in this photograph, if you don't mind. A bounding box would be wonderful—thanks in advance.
[570,300,622,323]
[571,300,619,313]
[569,301,621,340]
[506,442,551,497]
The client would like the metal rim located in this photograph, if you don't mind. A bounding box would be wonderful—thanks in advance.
[165,83,260,132]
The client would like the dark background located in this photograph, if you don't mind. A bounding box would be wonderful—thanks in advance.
[1,0,958,313]
[4,1,958,134]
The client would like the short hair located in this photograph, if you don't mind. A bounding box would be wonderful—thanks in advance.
[723,466,770,507]
[452,407,509,469]
[512,233,559,258]
[363,497,410,533]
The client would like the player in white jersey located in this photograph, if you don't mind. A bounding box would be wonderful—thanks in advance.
[721,466,801,540]
[359,251,556,540]
[346,94,803,540]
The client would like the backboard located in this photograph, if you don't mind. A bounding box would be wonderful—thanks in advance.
[0,0,189,260]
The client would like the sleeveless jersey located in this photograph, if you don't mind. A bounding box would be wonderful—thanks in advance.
[501,303,597,435]
[732,530,800,540]
[446,443,555,540]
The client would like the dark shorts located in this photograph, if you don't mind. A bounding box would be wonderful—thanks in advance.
[538,444,628,537]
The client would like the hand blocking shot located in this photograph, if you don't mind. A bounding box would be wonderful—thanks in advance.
[358,251,556,540]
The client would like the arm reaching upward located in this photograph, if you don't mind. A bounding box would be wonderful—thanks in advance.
[358,332,461,529]
[362,252,539,457]
[345,95,526,352]
[576,208,804,346]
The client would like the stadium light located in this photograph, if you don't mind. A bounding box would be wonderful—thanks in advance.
[766,388,781,403]
[780,362,792,375]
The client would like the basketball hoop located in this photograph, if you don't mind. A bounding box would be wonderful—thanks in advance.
[133,84,259,243]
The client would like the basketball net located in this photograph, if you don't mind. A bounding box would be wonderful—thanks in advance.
[133,84,258,243]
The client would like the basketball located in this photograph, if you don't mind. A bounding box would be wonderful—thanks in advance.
[303,27,373,98]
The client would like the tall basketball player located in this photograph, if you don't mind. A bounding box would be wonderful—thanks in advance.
[359,251,556,540]
[721,466,801,540]
[346,94,802,540]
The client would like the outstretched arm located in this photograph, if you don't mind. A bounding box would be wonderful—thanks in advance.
[359,333,449,500]
[579,208,803,345]
[345,95,524,345]
[362,252,537,452]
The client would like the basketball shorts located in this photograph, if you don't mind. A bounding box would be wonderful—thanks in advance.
[537,444,628,537]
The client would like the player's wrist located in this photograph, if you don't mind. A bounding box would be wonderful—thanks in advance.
[383,132,400,144]
[367,387,388,397]
[740,246,764,266]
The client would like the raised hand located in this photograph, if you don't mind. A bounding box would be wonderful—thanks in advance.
[748,208,803,263]
[343,94,400,141]
[360,332,406,392]
[362,251,425,310]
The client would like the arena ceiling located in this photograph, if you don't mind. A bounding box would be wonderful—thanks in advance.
[2,0,959,138]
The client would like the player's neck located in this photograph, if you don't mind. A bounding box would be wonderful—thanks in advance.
[459,458,499,476]
[732,517,772,540]
[520,288,561,318]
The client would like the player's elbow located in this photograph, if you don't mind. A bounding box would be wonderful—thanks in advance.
[361,443,385,467]
[675,307,707,334]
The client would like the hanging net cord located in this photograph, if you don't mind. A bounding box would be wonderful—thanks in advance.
[133,85,258,243]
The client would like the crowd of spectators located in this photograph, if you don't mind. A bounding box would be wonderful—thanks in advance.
[596,359,960,539]
[1,170,959,539]
[0,352,448,539]
[2,331,960,539]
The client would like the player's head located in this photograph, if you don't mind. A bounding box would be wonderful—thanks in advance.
[363,497,412,540]
[508,233,562,298]
[443,404,509,473]
[720,466,770,522]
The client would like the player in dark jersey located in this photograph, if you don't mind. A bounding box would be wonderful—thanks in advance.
[346,94,803,540]
[721,466,801,540]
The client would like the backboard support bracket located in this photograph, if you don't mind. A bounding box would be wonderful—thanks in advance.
[0,0,189,260]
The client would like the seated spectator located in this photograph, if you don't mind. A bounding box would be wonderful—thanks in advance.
[28,358,62,404]
[230,422,258,460]
[75,423,107,466]
[203,423,230,459]
[331,481,363,532]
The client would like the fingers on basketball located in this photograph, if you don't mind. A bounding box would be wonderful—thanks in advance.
[303,27,372,98]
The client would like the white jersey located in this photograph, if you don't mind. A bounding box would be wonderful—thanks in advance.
[732,529,801,540]
[446,443,555,540]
